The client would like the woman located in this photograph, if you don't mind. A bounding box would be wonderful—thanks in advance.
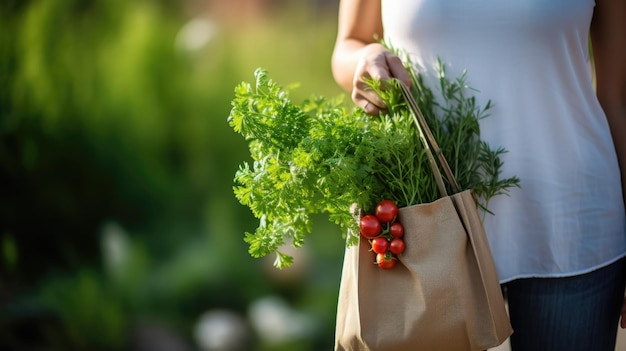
[331,0,626,350]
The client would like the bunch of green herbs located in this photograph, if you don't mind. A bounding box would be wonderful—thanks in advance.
[228,63,519,268]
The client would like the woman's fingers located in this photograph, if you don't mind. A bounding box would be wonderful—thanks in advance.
[353,79,387,111]
[352,44,411,115]
[353,86,386,115]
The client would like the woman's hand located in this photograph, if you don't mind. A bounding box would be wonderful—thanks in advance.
[331,0,411,115]
[351,43,411,115]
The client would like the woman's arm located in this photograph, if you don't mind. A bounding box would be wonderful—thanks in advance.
[331,0,411,114]
[590,0,626,329]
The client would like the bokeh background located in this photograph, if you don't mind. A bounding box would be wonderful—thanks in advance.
[0,0,349,350]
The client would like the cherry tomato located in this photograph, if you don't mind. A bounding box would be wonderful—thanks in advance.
[359,214,382,238]
[390,238,406,255]
[376,252,396,270]
[389,222,404,238]
[375,200,398,223]
[370,237,389,254]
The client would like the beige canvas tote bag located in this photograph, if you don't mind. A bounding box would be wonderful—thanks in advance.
[334,81,513,351]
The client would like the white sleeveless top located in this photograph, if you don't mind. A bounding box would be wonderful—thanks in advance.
[381,0,626,283]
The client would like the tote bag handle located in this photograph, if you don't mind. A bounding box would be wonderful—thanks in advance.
[396,79,461,197]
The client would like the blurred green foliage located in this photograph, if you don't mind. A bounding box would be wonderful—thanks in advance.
[1,0,346,349]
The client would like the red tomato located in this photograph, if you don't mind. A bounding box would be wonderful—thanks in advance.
[376,252,396,270]
[359,214,382,238]
[370,237,389,254]
[390,238,406,255]
[389,222,404,238]
[375,200,398,223]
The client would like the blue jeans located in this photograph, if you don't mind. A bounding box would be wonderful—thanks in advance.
[503,258,626,351]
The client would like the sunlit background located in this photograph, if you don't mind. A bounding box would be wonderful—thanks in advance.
[0,0,349,350]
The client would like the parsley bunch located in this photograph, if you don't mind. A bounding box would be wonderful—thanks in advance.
[228,64,518,268]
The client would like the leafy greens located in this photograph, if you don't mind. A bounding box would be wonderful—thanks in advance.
[228,62,519,268]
